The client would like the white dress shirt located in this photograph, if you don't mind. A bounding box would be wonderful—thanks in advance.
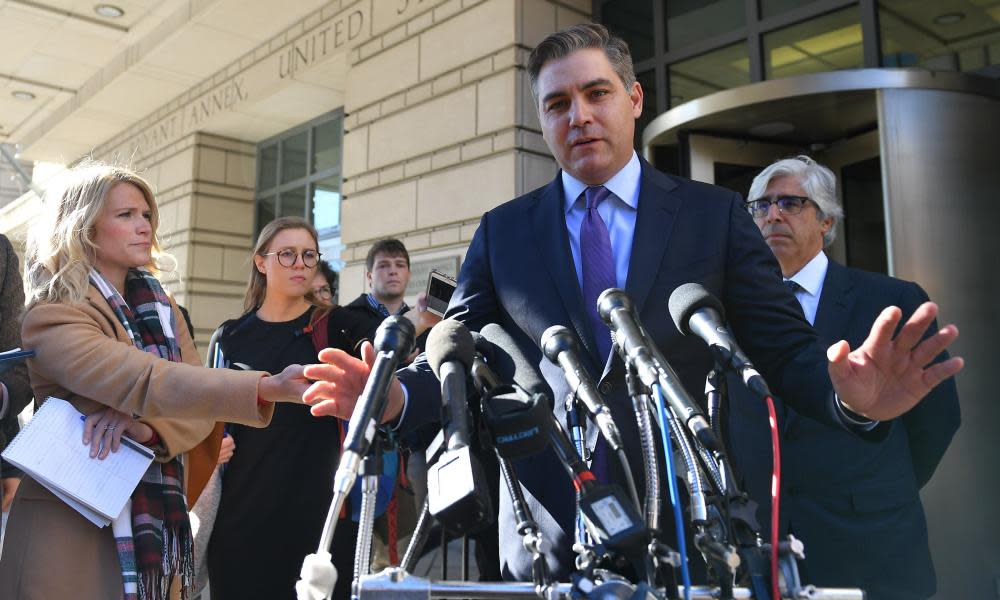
[784,250,829,326]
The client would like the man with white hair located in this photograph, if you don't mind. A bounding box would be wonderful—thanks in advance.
[730,156,961,600]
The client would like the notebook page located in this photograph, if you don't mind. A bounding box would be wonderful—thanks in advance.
[2,397,154,523]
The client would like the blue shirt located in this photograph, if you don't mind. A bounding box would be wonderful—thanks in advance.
[562,151,641,290]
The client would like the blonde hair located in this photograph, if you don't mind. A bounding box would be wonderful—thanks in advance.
[24,161,172,307]
[243,216,321,313]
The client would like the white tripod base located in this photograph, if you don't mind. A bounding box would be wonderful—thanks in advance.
[296,551,338,600]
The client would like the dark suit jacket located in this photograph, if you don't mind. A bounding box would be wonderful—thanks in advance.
[1,233,31,474]
[398,159,854,580]
[727,259,960,600]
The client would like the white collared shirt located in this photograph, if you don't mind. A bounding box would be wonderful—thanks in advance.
[785,250,829,326]
[562,151,641,289]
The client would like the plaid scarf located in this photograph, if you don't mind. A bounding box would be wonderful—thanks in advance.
[90,268,195,600]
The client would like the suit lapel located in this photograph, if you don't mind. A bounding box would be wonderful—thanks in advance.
[529,175,599,363]
[785,259,852,432]
[813,260,854,346]
[624,160,681,316]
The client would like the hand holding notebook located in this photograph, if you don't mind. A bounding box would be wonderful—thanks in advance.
[1,397,154,527]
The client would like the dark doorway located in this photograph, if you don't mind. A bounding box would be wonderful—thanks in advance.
[840,157,887,275]
[714,162,764,199]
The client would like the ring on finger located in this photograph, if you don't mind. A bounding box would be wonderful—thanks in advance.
[106,425,117,432]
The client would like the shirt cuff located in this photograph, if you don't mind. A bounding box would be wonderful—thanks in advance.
[835,394,879,431]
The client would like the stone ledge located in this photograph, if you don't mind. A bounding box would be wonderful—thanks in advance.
[344,127,545,197]
[349,47,526,125]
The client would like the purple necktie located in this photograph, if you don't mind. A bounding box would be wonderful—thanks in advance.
[580,185,616,483]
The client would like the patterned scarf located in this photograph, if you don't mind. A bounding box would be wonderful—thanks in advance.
[90,268,195,600]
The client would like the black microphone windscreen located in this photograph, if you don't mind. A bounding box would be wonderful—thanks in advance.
[426,319,476,378]
[668,283,725,335]
[479,323,553,400]
[374,315,416,355]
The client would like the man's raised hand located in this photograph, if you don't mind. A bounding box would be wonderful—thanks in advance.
[302,342,405,423]
[829,301,964,421]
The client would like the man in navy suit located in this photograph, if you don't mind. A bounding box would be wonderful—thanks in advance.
[304,24,964,582]
[728,157,960,599]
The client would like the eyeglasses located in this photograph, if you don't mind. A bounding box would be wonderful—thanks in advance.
[262,249,321,268]
[746,195,810,219]
[313,285,333,299]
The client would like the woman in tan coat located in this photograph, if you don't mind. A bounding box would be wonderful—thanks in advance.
[0,162,310,600]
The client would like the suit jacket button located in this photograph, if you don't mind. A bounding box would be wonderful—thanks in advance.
[599,382,612,394]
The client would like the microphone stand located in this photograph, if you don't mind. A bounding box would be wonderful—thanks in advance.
[624,361,660,535]
[297,318,414,600]
[564,393,590,550]
[353,432,387,599]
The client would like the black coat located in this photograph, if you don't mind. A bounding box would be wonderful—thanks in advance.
[1,233,31,476]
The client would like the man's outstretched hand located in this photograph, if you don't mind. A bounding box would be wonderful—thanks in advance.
[302,342,405,423]
[829,301,964,421]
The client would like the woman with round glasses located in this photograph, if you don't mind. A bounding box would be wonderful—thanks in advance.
[0,163,308,600]
[206,216,357,600]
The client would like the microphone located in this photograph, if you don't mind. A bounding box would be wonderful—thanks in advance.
[470,331,502,394]
[427,321,476,450]
[540,325,624,453]
[340,316,415,457]
[302,316,414,600]
[597,288,722,452]
[476,324,557,460]
[424,321,493,534]
[478,324,647,555]
[668,283,771,400]
[479,323,553,398]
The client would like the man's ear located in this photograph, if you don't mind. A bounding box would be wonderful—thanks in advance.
[629,81,644,119]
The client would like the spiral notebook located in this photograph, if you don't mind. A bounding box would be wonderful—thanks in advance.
[1,397,155,527]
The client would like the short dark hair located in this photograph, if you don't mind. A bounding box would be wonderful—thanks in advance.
[527,23,636,102]
[316,259,339,291]
[365,238,410,272]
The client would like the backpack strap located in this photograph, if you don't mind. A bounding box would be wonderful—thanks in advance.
[308,307,330,352]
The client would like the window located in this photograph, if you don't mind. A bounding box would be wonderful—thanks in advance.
[255,110,344,268]
[666,0,744,50]
[764,6,864,79]
[880,0,1000,73]
[669,43,751,107]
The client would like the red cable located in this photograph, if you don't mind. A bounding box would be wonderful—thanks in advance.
[387,495,399,565]
[765,395,781,600]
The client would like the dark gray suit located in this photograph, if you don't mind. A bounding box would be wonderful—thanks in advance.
[727,259,960,600]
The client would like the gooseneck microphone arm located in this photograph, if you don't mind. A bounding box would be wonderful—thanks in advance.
[297,316,414,600]
[597,289,723,454]
[668,283,773,401]
[624,360,661,534]
[540,325,624,453]
[541,325,640,512]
